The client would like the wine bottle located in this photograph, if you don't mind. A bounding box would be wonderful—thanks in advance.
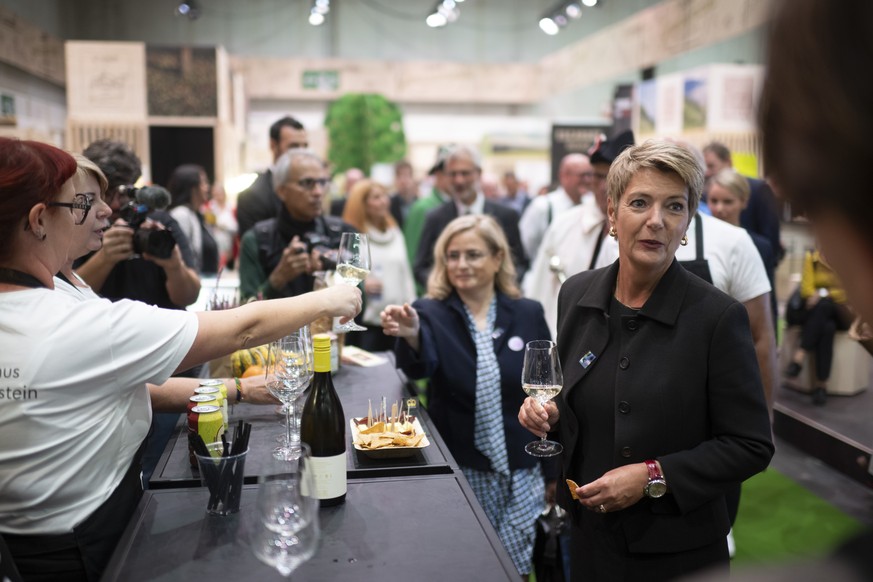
[300,333,347,506]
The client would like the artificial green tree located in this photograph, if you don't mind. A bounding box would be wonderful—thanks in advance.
[324,93,407,176]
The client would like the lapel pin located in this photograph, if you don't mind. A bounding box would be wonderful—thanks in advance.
[579,351,596,369]
[507,336,524,351]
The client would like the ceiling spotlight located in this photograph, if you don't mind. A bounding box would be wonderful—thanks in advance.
[539,17,560,35]
[539,1,600,34]
[426,0,461,28]
[565,2,583,18]
[175,0,200,19]
[427,12,448,27]
[309,10,325,25]
[309,0,328,26]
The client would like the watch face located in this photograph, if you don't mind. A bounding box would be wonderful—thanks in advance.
[646,480,667,498]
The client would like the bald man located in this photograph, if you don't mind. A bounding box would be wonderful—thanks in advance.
[518,153,593,261]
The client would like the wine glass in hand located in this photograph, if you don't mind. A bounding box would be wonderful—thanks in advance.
[334,233,370,332]
[522,340,564,457]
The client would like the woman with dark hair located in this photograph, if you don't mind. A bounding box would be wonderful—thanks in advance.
[168,164,219,275]
[0,138,361,581]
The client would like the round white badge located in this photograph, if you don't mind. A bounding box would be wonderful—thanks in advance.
[508,336,525,351]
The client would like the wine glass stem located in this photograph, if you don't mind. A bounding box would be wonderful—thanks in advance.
[286,400,295,448]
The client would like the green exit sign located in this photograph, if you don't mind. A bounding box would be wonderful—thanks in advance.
[302,70,339,91]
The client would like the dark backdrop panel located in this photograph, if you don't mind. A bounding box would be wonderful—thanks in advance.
[149,126,214,188]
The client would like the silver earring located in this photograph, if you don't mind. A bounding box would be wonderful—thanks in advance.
[680,234,688,246]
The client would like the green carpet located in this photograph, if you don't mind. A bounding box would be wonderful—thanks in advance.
[733,469,865,566]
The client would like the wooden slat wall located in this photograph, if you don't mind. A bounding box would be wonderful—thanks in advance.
[66,121,149,174]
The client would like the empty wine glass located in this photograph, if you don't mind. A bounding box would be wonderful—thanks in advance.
[334,232,370,333]
[267,330,312,461]
[252,444,320,577]
[522,339,564,457]
[274,325,313,431]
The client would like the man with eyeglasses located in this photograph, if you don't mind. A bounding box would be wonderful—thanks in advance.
[239,149,356,300]
[236,116,309,238]
[413,145,526,288]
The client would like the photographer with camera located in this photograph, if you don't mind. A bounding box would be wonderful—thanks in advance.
[76,139,201,310]
[239,149,356,300]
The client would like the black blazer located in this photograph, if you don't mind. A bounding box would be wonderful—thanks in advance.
[236,170,282,238]
[412,200,527,288]
[395,291,551,473]
[741,177,783,263]
[554,259,773,554]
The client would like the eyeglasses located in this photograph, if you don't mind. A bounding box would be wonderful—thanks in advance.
[47,193,94,225]
[297,178,330,191]
[445,250,490,264]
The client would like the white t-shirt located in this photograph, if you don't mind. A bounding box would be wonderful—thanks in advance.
[54,273,99,300]
[599,212,771,303]
[519,188,587,261]
[0,289,198,535]
[523,196,611,338]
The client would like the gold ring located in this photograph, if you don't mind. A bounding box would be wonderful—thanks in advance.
[598,504,606,513]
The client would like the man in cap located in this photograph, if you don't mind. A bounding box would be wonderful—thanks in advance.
[403,146,453,293]
[518,152,594,262]
[236,116,309,238]
[413,145,527,288]
[522,131,634,338]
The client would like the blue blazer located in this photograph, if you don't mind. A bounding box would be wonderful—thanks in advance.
[395,291,551,473]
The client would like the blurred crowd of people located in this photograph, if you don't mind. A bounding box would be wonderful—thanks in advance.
[3,0,873,579]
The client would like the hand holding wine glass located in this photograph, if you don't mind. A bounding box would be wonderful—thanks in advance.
[522,340,564,457]
[334,232,370,333]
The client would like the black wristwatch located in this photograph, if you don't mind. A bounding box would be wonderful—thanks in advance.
[644,459,667,498]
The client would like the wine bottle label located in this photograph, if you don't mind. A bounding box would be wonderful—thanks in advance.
[309,453,347,499]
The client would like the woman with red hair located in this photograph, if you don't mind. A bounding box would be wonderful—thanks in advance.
[0,138,361,581]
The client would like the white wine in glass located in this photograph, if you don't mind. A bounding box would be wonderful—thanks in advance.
[334,233,370,332]
[522,340,564,457]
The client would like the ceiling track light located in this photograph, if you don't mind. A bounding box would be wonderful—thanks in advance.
[175,0,200,20]
[426,0,463,28]
[538,1,599,35]
[309,0,330,26]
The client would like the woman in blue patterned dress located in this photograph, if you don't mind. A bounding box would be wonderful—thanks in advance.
[381,214,552,577]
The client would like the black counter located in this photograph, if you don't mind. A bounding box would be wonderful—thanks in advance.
[103,473,519,581]
[149,355,457,488]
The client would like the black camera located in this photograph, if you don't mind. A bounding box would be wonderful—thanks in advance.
[118,185,177,260]
[300,232,338,271]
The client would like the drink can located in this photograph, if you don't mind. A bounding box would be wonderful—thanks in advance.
[195,386,228,430]
[199,379,228,401]
[187,394,217,414]
[187,404,224,467]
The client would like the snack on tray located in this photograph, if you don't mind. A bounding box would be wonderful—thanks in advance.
[353,419,425,450]
[566,479,580,500]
